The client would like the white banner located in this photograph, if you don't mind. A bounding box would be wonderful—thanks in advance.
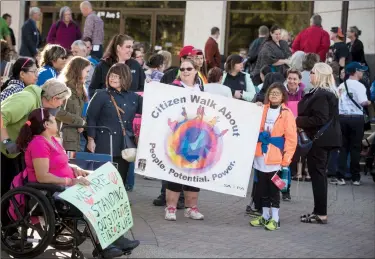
[135,83,263,197]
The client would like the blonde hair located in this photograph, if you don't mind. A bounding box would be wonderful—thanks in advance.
[311,63,338,97]
[280,29,289,41]
[158,50,172,70]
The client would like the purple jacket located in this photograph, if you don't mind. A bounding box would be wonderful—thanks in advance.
[47,21,81,49]
[285,82,305,102]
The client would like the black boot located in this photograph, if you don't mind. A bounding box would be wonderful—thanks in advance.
[113,236,140,252]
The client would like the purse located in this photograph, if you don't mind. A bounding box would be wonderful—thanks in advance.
[297,119,333,157]
[108,92,137,162]
[344,80,371,131]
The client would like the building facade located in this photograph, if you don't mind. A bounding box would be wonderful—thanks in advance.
[1,1,374,74]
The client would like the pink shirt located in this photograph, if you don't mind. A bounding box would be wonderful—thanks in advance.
[25,135,74,182]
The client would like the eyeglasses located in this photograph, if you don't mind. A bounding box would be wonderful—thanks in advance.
[109,74,120,80]
[180,67,194,72]
[310,71,316,75]
[26,70,38,75]
[269,92,282,96]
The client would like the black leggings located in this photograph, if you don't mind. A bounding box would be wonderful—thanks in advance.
[257,170,280,208]
[113,157,130,186]
[166,181,200,193]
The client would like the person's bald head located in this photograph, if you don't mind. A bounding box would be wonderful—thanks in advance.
[80,1,92,17]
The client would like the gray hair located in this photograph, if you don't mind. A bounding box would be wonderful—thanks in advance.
[258,25,269,36]
[59,6,72,20]
[290,51,305,71]
[29,7,41,17]
[71,40,87,51]
[80,1,92,9]
[311,14,322,27]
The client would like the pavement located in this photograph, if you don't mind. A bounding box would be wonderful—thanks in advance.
[2,173,375,258]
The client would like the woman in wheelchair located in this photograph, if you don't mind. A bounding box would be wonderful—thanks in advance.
[11,108,140,258]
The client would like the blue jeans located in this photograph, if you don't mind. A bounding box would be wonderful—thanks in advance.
[79,132,87,152]
[126,162,135,189]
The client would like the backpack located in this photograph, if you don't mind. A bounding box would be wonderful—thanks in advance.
[8,169,28,221]
[1,61,13,90]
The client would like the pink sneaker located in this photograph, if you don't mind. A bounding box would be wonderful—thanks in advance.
[165,206,177,221]
[184,206,204,220]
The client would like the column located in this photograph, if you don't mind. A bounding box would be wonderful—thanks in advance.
[184,1,227,54]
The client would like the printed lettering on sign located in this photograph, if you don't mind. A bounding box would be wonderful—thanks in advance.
[59,163,133,249]
[134,83,263,197]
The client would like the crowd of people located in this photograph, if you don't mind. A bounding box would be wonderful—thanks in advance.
[1,2,375,256]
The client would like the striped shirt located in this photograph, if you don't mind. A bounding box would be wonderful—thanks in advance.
[83,12,104,45]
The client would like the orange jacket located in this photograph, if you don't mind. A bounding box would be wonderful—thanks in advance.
[255,103,297,167]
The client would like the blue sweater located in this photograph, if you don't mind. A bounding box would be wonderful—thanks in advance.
[36,65,57,86]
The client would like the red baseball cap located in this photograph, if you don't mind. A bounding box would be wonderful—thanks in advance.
[192,48,203,56]
[331,27,344,38]
[179,45,194,58]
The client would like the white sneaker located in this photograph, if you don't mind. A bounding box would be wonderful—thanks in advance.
[330,178,346,185]
[184,207,204,220]
[165,206,177,221]
[352,181,361,186]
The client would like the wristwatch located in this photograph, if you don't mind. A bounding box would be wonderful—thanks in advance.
[2,139,11,145]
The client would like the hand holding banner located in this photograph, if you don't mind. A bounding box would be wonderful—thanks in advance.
[59,162,133,249]
[134,83,263,197]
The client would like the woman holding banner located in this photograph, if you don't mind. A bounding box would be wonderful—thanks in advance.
[249,82,297,231]
[15,108,140,257]
[164,59,204,221]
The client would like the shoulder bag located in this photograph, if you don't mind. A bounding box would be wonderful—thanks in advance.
[297,119,333,157]
[108,92,137,162]
[344,80,371,131]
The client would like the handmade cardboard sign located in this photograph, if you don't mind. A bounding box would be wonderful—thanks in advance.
[134,83,263,197]
[59,162,133,249]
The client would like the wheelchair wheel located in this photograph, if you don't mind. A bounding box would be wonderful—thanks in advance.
[1,187,55,258]
[50,220,87,250]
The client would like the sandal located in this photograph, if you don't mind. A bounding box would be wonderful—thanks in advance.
[300,213,314,219]
[301,214,327,224]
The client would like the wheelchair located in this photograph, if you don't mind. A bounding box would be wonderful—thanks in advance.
[1,126,136,258]
[1,182,135,259]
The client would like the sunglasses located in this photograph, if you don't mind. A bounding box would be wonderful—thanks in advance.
[310,71,315,75]
[180,67,194,72]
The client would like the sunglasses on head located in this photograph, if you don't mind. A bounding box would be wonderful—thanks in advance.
[180,67,194,72]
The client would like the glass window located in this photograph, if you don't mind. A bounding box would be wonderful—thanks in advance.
[40,12,53,40]
[229,1,311,12]
[156,15,184,56]
[37,1,186,9]
[96,14,122,48]
[94,1,186,8]
[124,15,152,52]
[227,13,310,54]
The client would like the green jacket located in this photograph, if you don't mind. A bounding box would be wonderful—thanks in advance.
[56,86,86,151]
[1,85,42,158]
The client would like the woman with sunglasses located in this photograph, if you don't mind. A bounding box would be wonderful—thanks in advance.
[250,82,297,231]
[1,57,38,101]
[297,63,341,224]
[164,59,204,221]
[36,44,67,86]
